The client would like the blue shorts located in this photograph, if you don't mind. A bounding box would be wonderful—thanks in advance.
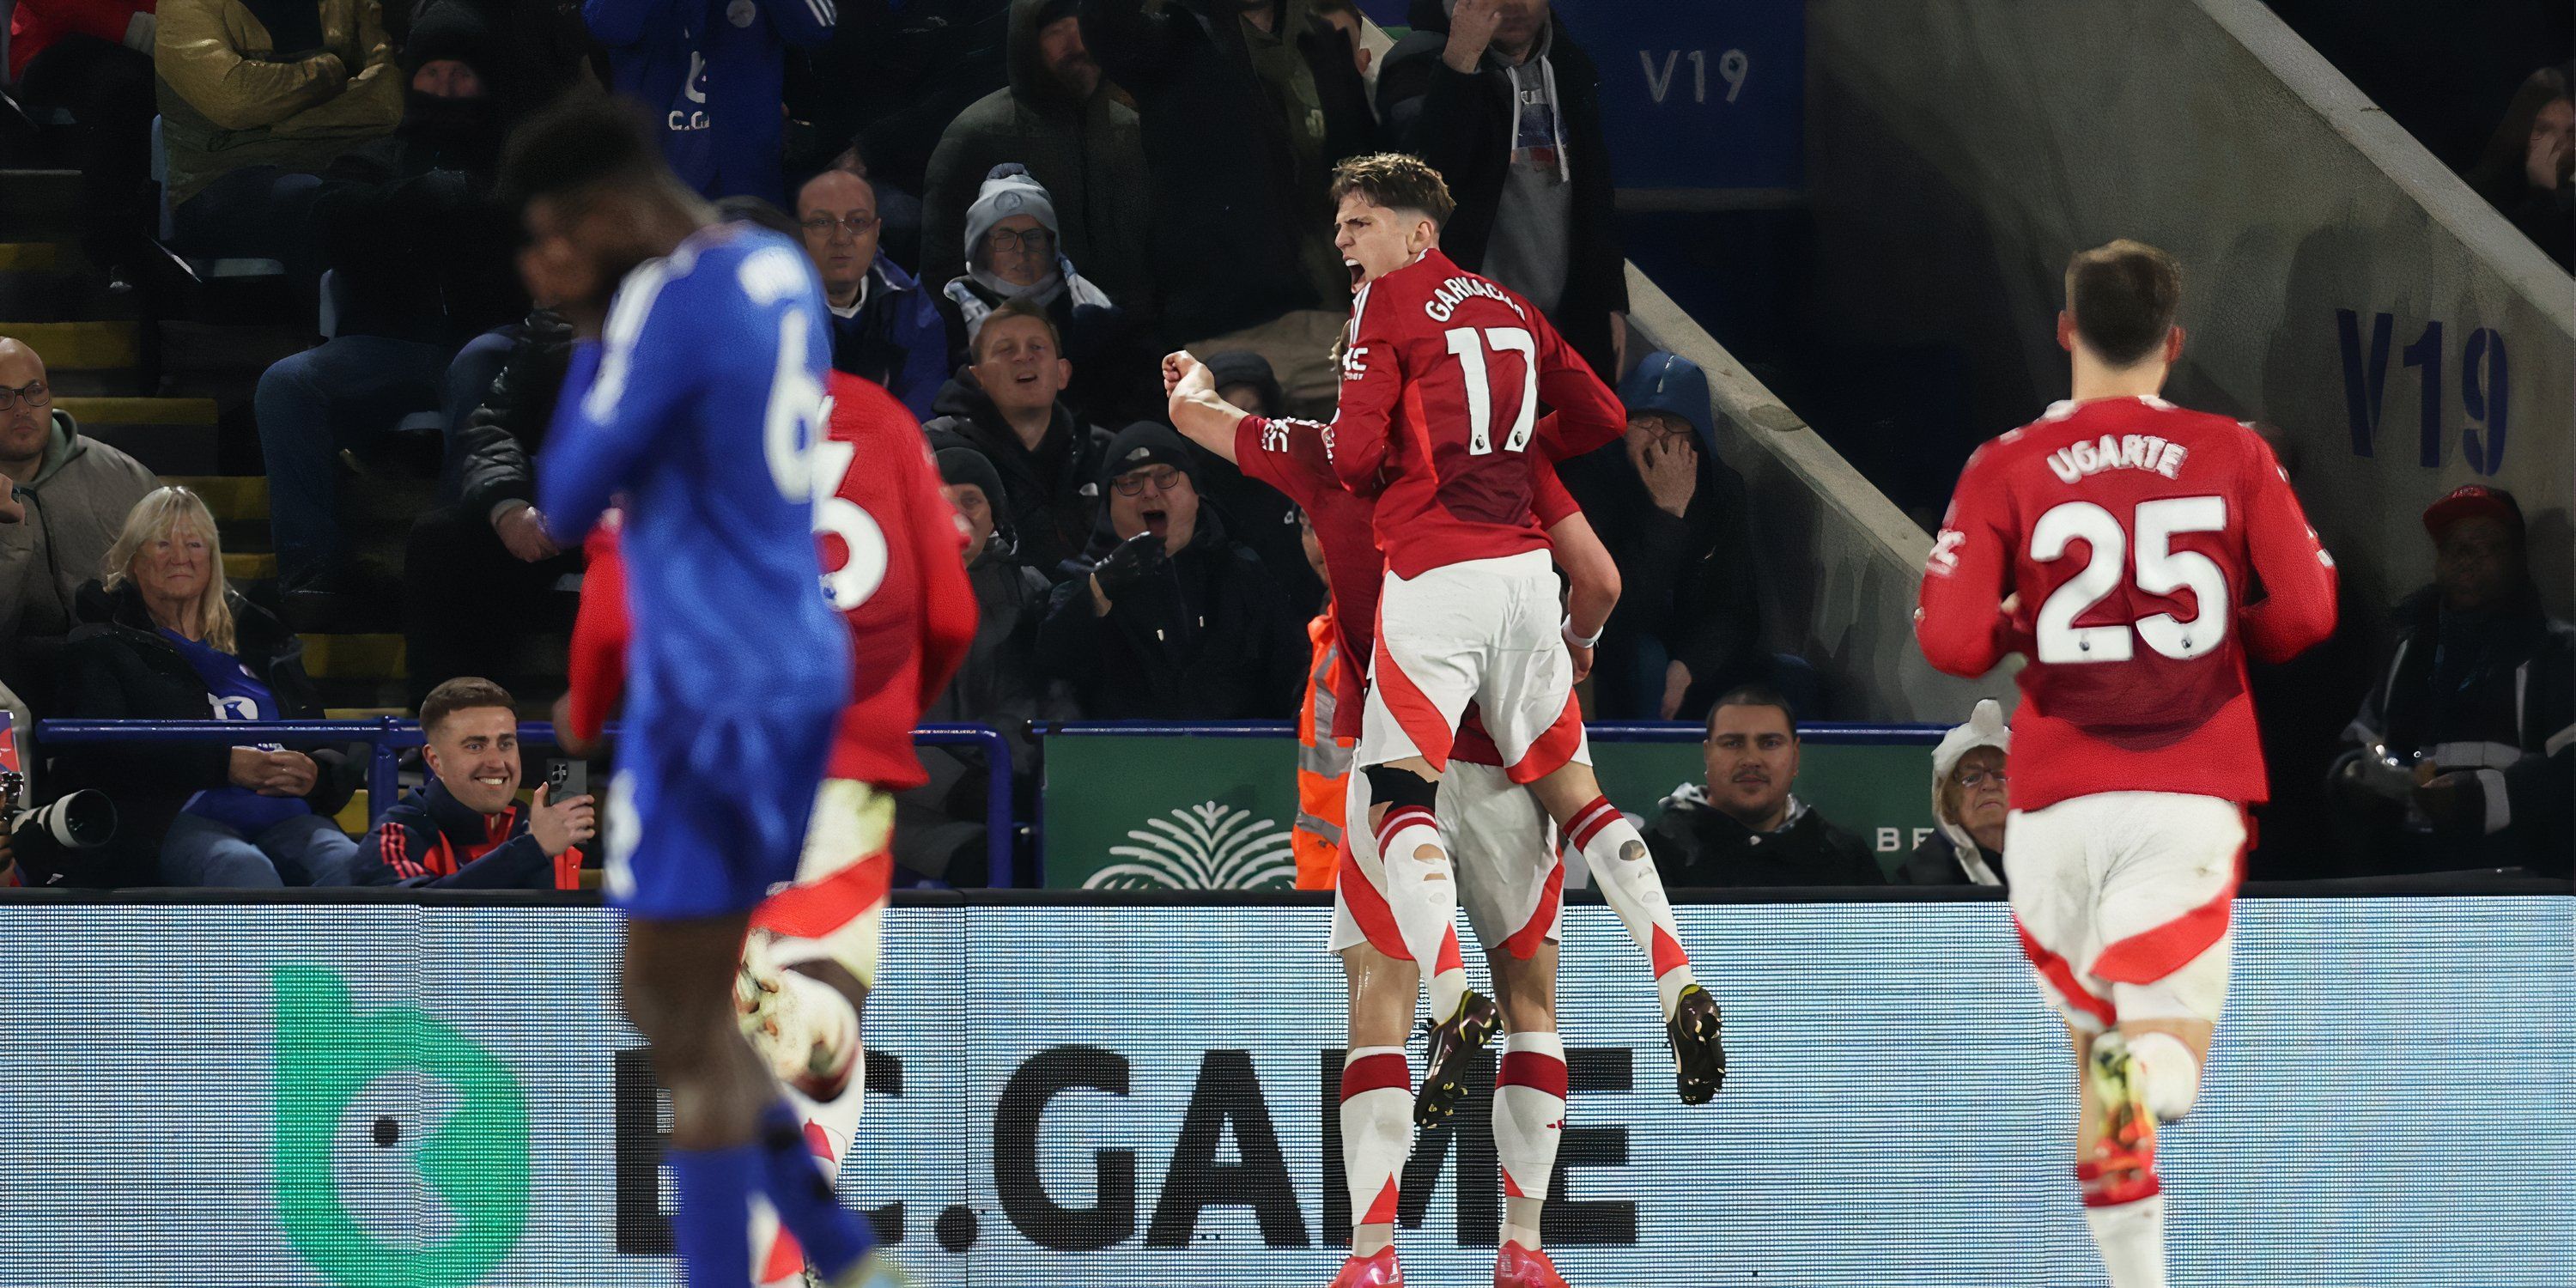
[601,702,837,919]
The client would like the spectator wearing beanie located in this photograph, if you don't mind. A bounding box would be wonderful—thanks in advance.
[584,0,832,204]
[937,163,1147,422]
[921,0,1151,310]
[1558,349,1764,720]
[155,0,406,267]
[1188,349,1322,617]
[902,437,1079,884]
[1906,699,2011,886]
[1037,422,1305,719]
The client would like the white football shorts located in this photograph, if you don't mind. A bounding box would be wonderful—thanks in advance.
[1357,550,1589,783]
[2006,790,2247,1033]
[1329,760,1565,962]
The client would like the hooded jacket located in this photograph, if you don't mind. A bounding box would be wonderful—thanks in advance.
[154,0,406,205]
[1643,782,1881,889]
[920,375,1108,578]
[2336,585,2573,876]
[1079,0,1370,343]
[53,579,357,886]
[1035,471,1307,720]
[1905,698,2009,886]
[920,0,1152,307]
[0,409,159,714]
[1377,0,1625,376]
[1559,352,1762,718]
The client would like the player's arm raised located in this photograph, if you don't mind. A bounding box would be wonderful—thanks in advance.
[2235,435,2338,664]
[1163,351,1243,466]
[537,267,701,543]
[1915,447,2020,677]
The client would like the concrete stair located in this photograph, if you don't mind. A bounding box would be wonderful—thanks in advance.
[68,397,222,473]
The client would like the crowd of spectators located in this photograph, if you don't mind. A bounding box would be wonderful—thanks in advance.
[0,0,2563,893]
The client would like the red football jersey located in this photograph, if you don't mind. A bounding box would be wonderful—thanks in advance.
[1324,249,1623,577]
[1236,411,1581,746]
[1916,396,2338,810]
[563,374,977,789]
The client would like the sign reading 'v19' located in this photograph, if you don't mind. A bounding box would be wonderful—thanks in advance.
[2336,309,2511,475]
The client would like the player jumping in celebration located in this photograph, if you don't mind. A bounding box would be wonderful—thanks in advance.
[1307,153,1727,1284]
[503,98,902,1288]
[1917,240,2338,1288]
[1168,349,1621,1288]
[558,373,975,1286]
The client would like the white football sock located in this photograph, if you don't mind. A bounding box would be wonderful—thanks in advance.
[1373,803,1467,1021]
[1492,1031,1565,1251]
[1340,1046,1413,1258]
[2083,1192,2168,1288]
[2124,1030,2201,1121]
[1565,796,1697,1018]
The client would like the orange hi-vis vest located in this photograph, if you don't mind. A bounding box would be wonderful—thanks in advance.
[1294,611,1353,890]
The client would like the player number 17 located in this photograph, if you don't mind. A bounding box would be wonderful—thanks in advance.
[1445,325,1538,455]
[2030,496,2229,664]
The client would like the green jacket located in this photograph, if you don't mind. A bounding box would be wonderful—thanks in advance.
[920,0,1154,311]
[0,410,159,711]
[154,0,404,206]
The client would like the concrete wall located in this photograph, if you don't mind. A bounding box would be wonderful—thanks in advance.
[1804,0,2573,624]
[1625,268,2014,721]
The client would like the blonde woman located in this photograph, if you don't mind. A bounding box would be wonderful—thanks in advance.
[54,487,357,887]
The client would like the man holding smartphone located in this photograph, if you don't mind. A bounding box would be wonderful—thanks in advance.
[354,677,595,889]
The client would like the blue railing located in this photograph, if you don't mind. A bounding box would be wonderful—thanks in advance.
[34,720,1020,889]
[1047,720,1951,746]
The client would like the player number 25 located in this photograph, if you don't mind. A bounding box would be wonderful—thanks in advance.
[1444,325,1539,456]
[2030,496,2228,665]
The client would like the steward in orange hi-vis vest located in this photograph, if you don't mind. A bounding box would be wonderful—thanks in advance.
[1294,611,1354,890]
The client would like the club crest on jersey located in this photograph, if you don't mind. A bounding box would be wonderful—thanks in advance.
[1424,275,1528,323]
[2048,434,2188,484]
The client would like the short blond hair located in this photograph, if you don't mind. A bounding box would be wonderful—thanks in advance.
[100,486,235,653]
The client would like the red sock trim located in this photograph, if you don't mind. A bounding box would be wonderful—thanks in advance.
[1340,1052,1413,1098]
[1649,924,1692,979]
[1498,1051,1570,1099]
[1565,797,1620,852]
[1374,805,1437,854]
[1361,1176,1400,1225]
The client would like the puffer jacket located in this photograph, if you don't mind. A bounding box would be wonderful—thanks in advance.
[453,310,574,521]
[920,0,1153,309]
[0,409,159,714]
[154,0,404,205]
[52,580,358,887]
[920,378,1109,578]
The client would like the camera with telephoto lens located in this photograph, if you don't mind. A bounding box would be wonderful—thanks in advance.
[2,768,118,884]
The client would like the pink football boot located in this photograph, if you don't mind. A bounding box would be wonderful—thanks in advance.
[1495,1241,1570,1288]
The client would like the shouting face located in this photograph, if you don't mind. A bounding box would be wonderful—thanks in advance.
[973,314,1072,420]
[1109,464,1199,553]
[1334,190,1431,289]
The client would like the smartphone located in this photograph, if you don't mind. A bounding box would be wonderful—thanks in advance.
[544,758,588,800]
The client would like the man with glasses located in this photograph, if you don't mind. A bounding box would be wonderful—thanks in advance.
[1906,698,2013,886]
[0,337,157,714]
[934,164,1142,422]
[1037,421,1306,718]
[796,168,947,419]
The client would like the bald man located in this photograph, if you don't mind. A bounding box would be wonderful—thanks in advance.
[794,168,947,419]
[0,337,158,711]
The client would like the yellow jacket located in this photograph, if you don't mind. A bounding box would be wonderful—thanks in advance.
[154,0,403,205]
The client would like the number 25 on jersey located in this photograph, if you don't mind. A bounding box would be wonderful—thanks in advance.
[2030,496,2228,665]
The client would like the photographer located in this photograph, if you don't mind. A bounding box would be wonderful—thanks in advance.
[354,677,592,889]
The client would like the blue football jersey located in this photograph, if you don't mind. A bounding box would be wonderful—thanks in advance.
[538,223,848,720]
